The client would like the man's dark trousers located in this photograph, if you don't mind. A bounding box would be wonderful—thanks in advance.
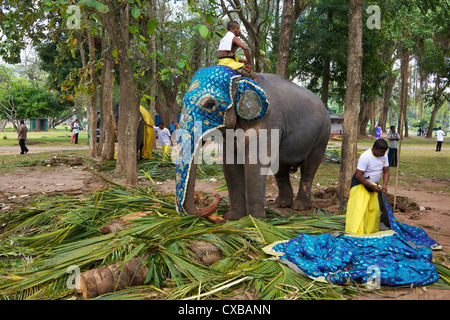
[19,139,29,154]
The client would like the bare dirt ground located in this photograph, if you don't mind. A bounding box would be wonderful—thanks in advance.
[0,145,449,300]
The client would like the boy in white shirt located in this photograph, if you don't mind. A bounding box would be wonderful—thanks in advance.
[435,127,445,152]
[217,21,258,82]
[146,122,173,161]
[345,139,390,235]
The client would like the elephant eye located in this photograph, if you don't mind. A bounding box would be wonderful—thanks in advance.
[199,95,219,113]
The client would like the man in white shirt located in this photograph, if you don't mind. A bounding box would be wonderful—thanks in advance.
[435,127,445,152]
[387,125,400,167]
[147,122,173,161]
[345,139,390,235]
[217,21,258,82]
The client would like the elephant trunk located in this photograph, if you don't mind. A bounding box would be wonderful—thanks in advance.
[183,163,223,221]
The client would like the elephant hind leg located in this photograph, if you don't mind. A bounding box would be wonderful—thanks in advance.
[274,164,293,208]
[292,151,324,211]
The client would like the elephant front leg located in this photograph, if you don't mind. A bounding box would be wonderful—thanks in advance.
[223,163,247,220]
[244,163,267,218]
[222,139,248,220]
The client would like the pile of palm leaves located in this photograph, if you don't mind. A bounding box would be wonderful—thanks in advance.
[0,180,358,300]
[1,153,449,300]
[97,151,223,182]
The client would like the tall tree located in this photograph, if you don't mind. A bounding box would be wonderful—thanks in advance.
[275,0,311,78]
[95,0,141,185]
[337,0,363,200]
[99,28,115,160]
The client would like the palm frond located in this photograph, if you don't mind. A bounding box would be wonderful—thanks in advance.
[1,180,448,300]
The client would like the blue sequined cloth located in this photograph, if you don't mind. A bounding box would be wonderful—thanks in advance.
[266,193,441,286]
[175,65,269,214]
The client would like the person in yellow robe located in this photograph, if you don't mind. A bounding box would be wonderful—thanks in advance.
[114,106,154,160]
[345,139,390,235]
[139,106,154,160]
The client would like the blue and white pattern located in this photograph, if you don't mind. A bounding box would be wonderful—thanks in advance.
[265,193,441,286]
[175,65,269,215]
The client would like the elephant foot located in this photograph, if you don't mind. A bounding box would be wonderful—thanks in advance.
[292,199,312,211]
[249,210,266,219]
[224,210,247,221]
[275,196,293,208]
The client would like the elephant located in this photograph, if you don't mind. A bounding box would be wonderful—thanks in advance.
[175,65,331,223]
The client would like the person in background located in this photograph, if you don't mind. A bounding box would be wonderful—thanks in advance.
[18,119,29,154]
[145,122,173,161]
[375,122,382,139]
[435,127,445,152]
[387,125,400,167]
[72,119,81,144]
[169,121,176,134]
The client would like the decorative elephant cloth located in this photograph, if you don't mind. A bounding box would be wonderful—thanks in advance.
[175,65,269,215]
[264,193,441,286]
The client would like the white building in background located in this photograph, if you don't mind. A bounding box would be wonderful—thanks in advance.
[329,113,344,135]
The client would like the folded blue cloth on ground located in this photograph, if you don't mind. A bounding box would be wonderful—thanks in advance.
[268,193,441,287]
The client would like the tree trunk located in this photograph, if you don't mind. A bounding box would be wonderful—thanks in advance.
[320,9,333,108]
[149,0,157,120]
[398,49,409,138]
[337,0,363,201]
[380,72,397,132]
[426,77,445,139]
[78,255,150,299]
[321,57,330,108]
[358,101,370,137]
[275,0,311,78]
[98,0,140,185]
[156,77,181,126]
[87,32,99,157]
[97,28,106,158]
[101,32,115,160]
[276,0,294,78]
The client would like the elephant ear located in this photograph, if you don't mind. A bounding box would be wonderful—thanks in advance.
[235,79,269,122]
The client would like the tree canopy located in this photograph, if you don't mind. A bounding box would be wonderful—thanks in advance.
[0,0,448,187]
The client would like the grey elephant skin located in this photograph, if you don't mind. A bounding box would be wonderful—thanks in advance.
[180,71,331,221]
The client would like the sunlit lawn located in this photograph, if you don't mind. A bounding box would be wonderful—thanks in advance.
[0,130,448,194]
[326,137,450,193]
[0,126,89,147]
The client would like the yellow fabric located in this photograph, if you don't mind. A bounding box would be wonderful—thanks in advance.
[140,106,154,160]
[345,184,380,235]
[113,106,154,160]
[217,56,245,70]
[162,145,170,162]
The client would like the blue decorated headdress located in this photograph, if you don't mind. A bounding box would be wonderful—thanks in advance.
[175,65,269,215]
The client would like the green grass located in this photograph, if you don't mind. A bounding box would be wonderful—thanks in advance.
[0,150,91,174]
[358,135,442,148]
[396,148,450,191]
[0,127,89,147]
[329,137,450,193]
